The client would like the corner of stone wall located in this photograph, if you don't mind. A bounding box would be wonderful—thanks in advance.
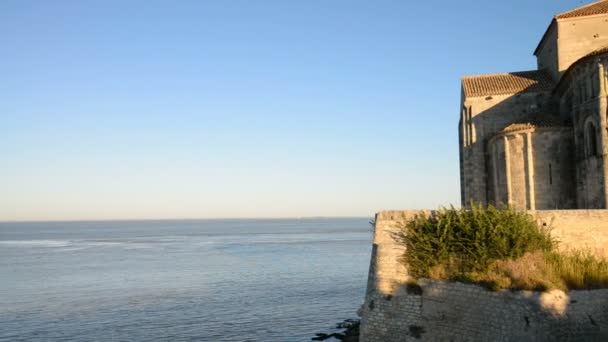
[359,210,431,342]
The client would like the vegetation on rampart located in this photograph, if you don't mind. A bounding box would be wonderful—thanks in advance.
[395,204,608,291]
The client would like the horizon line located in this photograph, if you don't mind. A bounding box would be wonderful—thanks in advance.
[0,215,374,224]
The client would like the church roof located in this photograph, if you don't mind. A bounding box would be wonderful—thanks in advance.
[502,114,567,133]
[555,0,608,19]
[503,123,536,133]
[461,70,555,97]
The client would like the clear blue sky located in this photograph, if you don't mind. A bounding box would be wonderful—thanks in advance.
[0,0,591,221]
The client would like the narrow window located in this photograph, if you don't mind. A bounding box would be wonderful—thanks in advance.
[586,122,599,157]
[462,107,468,146]
[584,80,588,100]
[549,163,553,185]
[467,106,474,145]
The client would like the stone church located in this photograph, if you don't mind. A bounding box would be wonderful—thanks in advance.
[459,0,608,210]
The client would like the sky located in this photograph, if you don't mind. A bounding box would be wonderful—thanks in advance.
[0,0,594,221]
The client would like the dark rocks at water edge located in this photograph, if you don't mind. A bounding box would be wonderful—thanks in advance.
[312,319,359,341]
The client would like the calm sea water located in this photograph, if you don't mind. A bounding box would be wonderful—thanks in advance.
[0,218,372,342]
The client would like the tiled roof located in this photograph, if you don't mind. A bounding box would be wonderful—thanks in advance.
[502,114,567,133]
[555,0,608,19]
[462,70,555,97]
[503,123,535,133]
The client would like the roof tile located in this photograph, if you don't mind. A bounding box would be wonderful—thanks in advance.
[503,113,567,132]
[555,0,608,19]
[462,70,555,97]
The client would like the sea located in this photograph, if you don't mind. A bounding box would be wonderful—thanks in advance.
[0,218,372,342]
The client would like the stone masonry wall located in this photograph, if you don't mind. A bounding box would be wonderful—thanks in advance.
[534,209,608,257]
[359,210,608,342]
[536,22,559,81]
[486,127,576,210]
[556,15,608,78]
[460,91,552,207]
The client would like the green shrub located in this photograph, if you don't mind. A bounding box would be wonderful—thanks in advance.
[395,203,555,279]
[393,204,608,290]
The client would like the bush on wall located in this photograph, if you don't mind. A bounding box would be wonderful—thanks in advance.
[395,204,608,291]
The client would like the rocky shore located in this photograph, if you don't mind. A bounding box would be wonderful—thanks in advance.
[312,319,359,341]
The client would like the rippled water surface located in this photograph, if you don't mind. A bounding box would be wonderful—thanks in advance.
[0,218,372,341]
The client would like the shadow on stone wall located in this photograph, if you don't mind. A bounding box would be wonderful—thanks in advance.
[362,266,608,341]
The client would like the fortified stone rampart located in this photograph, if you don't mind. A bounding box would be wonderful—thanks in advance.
[359,210,608,342]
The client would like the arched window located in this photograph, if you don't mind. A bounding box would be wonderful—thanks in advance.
[586,121,599,157]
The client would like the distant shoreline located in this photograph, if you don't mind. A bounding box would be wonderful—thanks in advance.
[0,216,372,224]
